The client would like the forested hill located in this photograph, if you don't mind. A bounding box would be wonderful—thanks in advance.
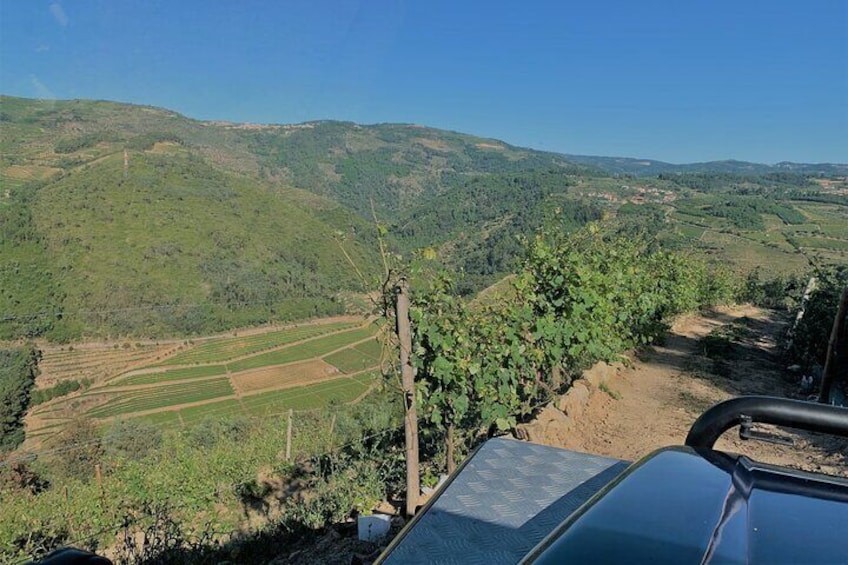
[0,96,587,339]
[1,95,846,340]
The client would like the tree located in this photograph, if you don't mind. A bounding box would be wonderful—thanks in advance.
[0,346,41,451]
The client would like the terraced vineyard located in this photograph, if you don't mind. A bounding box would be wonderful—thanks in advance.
[36,343,176,388]
[226,327,377,372]
[111,365,228,386]
[176,372,379,426]
[659,196,847,276]
[86,377,235,418]
[324,340,383,373]
[158,320,359,365]
[23,318,387,448]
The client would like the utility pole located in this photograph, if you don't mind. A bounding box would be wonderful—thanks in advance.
[396,278,420,516]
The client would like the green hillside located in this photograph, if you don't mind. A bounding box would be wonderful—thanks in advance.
[2,95,847,339]
[1,108,379,339]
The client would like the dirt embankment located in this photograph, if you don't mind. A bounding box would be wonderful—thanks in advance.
[534,305,848,476]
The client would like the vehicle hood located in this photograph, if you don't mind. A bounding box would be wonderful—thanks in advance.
[525,447,848,564]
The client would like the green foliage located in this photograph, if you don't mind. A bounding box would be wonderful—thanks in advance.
[30,379,84,405]
[115,365,226,387]
[2,96,845,340]
[285,458,385,530]
[19,151,374,339]
[226,326,376,372]
[0,182,65,340]
[0,346,41,451]
[160,321,359,365]
[675,194,806,231]
[740,268,803,309]
[53,132,116,154]
[788,266,848,370]
[0,385,403,563]
[394,170,603,290]
[87,378,234,418]
[660,172,815,193]
[103,419,163,462]
[410,225,735,463]
[50,418,104,482]
[124,131,184,151]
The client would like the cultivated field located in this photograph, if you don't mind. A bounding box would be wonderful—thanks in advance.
[23,317,386,448]
[665,199,847,275]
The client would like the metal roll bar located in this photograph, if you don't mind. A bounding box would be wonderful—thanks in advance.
[685,395,848,449]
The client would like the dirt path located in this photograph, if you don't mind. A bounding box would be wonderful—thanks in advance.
[560,305,848,475]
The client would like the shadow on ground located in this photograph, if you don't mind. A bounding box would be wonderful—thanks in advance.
[118,520,391,565]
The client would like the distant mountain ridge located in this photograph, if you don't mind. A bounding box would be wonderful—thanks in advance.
[560,155,848,177]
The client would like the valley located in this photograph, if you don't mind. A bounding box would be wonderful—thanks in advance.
[1,95,846,563]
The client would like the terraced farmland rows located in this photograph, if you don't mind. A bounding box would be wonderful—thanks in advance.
[177,372,379,425]
[227,327,377,372]
[22,319,386,449]
[323,343,381,373]
[37,344,174,386]
[86,377,235,418]
[795,236,848,251]
[111,364,227,386]
[159,320,360,365]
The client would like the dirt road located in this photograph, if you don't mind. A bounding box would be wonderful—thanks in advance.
[560,305,847,475]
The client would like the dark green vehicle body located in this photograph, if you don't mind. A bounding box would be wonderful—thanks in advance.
[380,396,848,565]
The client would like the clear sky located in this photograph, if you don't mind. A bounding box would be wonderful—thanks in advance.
[2,1,846,163]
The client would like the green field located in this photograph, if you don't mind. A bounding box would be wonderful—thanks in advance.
[176,372,379,425]
[795,236,848,252]
[324,343,381,373]
[227,327,377,372]
[239,376,375,415]
[112,364,227,386]
[24,320,387,447]
[160,321,360,365]
[86,377,235,418]
[134,410,183,427]
[178,399,244,425]
[675,223,705,240]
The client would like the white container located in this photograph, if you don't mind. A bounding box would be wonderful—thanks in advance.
[358,513,392,542]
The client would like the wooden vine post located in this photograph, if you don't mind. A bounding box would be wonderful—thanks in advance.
[818,287,848,403]
[396,278,420,516]
[286,408,293,462]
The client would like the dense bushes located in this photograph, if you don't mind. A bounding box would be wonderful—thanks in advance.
[0,387,403,562]
[740,269,804,310]
[787,265,848,370]
[30,379,85,405]
[0,346,41,451]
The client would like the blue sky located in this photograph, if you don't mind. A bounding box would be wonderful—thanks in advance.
[2,1,846,163]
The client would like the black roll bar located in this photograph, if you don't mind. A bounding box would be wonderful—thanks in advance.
[685,395,848,449]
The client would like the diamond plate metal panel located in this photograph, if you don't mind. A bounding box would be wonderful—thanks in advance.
[382,438,629,565]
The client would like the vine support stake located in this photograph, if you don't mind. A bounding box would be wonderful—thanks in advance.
[94,463,104,509]
[396,277,421,516]
[818,287,848,404]
[286,408,293,462]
